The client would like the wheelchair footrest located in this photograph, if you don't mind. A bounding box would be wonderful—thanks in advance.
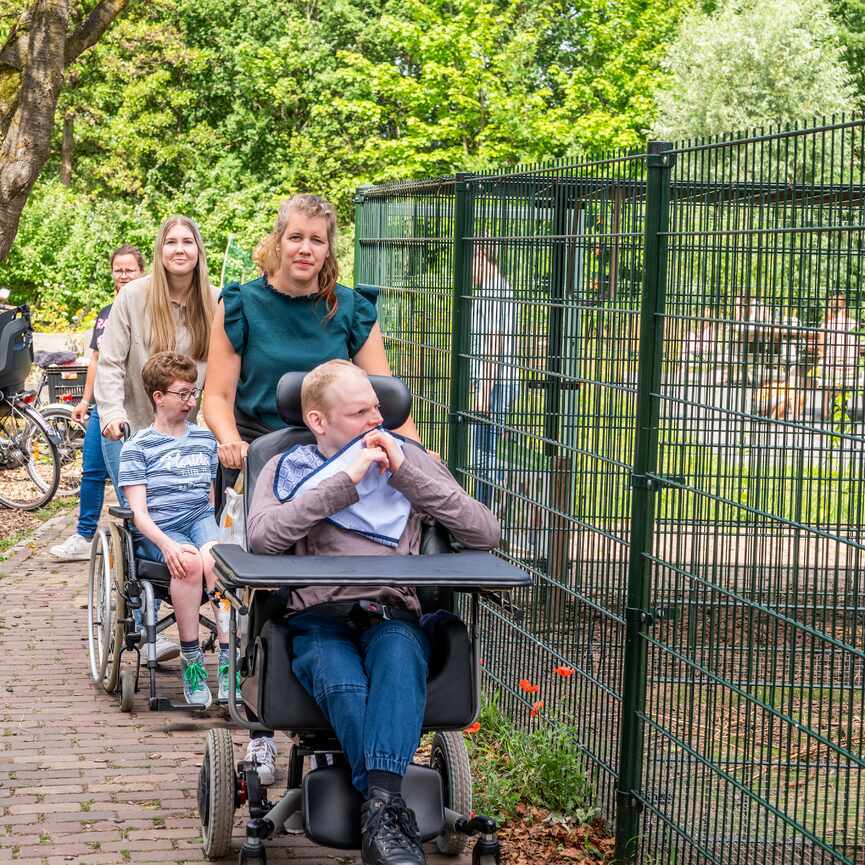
[149,697,208,712]
[302,763,444,849]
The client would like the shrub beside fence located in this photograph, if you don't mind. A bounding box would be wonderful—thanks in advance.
[355,117,865,865]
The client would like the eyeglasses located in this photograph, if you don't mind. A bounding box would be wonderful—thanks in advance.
[112,269,139,276]
[164,388,200,402]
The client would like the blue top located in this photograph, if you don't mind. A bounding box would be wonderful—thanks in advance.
[118,422,219,532]
[221,276,378,431]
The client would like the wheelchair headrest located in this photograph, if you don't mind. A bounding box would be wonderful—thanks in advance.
[275,371,412,429]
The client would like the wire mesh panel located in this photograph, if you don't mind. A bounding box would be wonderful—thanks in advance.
[355,116,865,865]
[357,153,648,821]
[356,179,457,458]
[641,120,865,865]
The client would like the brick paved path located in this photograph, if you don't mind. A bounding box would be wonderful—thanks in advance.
[0,511,471,865]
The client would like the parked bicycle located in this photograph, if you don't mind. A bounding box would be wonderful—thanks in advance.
[0,302,61,510]
[33,360,88,497]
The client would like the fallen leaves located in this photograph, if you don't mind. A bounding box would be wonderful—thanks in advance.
[499,806,614,865]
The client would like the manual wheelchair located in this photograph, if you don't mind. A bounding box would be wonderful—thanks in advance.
[86,429,220,712]
[197,372,530,864]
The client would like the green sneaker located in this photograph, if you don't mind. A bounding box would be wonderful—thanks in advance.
[181,653,212,708]
[217,650,242,703]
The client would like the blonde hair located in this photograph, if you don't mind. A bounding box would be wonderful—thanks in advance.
[253,194,340,319]
[301,359,366,419]
[146,216,214,360]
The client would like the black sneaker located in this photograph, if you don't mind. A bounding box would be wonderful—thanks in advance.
[361,787,426,865]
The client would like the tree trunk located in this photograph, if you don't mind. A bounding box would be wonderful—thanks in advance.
[60,111,73,185]
[0,0,128,260]
[0,0,69,260]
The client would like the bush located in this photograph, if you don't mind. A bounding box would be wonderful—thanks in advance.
[465,693,599,825]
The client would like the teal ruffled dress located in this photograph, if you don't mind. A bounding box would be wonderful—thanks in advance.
[220,276,378,431]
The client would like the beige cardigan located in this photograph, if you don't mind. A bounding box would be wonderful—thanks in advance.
[94,276,210,433]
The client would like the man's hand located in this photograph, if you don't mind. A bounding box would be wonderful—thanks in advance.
[217,440,249,469]
[70,401,90,424]
[159,539,189,581]
[345,446,389,484]
[363,429,405,473]
[103,419,127,440]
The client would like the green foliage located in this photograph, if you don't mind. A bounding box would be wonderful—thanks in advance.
[654,0,856,140]
[829,0,865,107]
[0,0,694,320]
[466,693,598,824]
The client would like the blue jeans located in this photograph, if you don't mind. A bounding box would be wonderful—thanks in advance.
[472,381,518,507]
[76,406,109,540]
[134,512,219,561]
[289,612,430,795]
[100,433,128,509]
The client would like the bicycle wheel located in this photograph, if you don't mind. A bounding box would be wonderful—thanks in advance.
[0,401,60,510]
[41,404,85,496]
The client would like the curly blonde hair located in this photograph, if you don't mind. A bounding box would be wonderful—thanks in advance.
[253,194,340,319]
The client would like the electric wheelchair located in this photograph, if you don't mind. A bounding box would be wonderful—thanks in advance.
[197,372,531,864]
[86,427,220,713]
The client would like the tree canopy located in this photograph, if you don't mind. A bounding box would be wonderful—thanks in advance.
[2,0,865,327]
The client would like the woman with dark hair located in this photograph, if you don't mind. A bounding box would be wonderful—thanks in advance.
[50,244,146,562]
[203,193,416,783]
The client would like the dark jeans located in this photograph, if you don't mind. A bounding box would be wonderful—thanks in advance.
[472,381,518,507]
[76,406,109,539]
[289,611,430,795]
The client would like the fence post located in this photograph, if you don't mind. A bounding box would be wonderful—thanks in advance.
[353,185,371,288]
[614,140,674,863]
[447,173,473,479]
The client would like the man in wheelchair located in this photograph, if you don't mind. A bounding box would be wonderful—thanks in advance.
[245,359,500,865]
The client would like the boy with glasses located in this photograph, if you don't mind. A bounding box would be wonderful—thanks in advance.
[118,351,235,707]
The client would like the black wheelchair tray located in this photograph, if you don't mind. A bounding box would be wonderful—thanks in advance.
[212,546,531,590]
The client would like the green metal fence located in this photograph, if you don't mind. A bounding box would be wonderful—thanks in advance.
[355,117,865,865]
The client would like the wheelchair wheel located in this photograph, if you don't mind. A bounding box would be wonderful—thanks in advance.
[87,526,126,693]
[431,730,472,855]
[199,728,236,859]
[119,669,135,713]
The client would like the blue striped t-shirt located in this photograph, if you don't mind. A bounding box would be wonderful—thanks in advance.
[118,423,218,532]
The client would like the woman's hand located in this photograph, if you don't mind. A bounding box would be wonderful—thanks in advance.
[103,419,127,440]
[159,539,189,581]
[70,401,90,424]
[217,440,249,469]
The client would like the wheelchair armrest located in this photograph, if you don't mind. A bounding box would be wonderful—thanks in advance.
[108,505,134,520]
[211,545,531,591]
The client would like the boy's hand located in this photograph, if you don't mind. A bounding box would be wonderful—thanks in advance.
[346,446,388,484]
[159,539,187,581]
[363,429,405,473]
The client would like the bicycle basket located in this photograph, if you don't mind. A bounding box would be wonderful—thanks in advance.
[45,364,89,403]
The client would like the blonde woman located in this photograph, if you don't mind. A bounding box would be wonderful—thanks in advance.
[95,215,215,663]
[204,193,415,472]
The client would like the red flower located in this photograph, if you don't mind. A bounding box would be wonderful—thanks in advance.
[479,658,486,666]
[530,700,544,719]
[554,665,575,678]
[519,678,540,695]
[464,721,481,735]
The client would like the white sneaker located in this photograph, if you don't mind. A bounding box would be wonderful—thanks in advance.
[49,533,92,561]
[141,634,181,663]
[245,736,277,786]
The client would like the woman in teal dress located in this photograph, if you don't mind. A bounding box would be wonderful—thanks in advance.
[204,193,415,472]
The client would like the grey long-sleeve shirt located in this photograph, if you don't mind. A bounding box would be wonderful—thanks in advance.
[247,441,501,614]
